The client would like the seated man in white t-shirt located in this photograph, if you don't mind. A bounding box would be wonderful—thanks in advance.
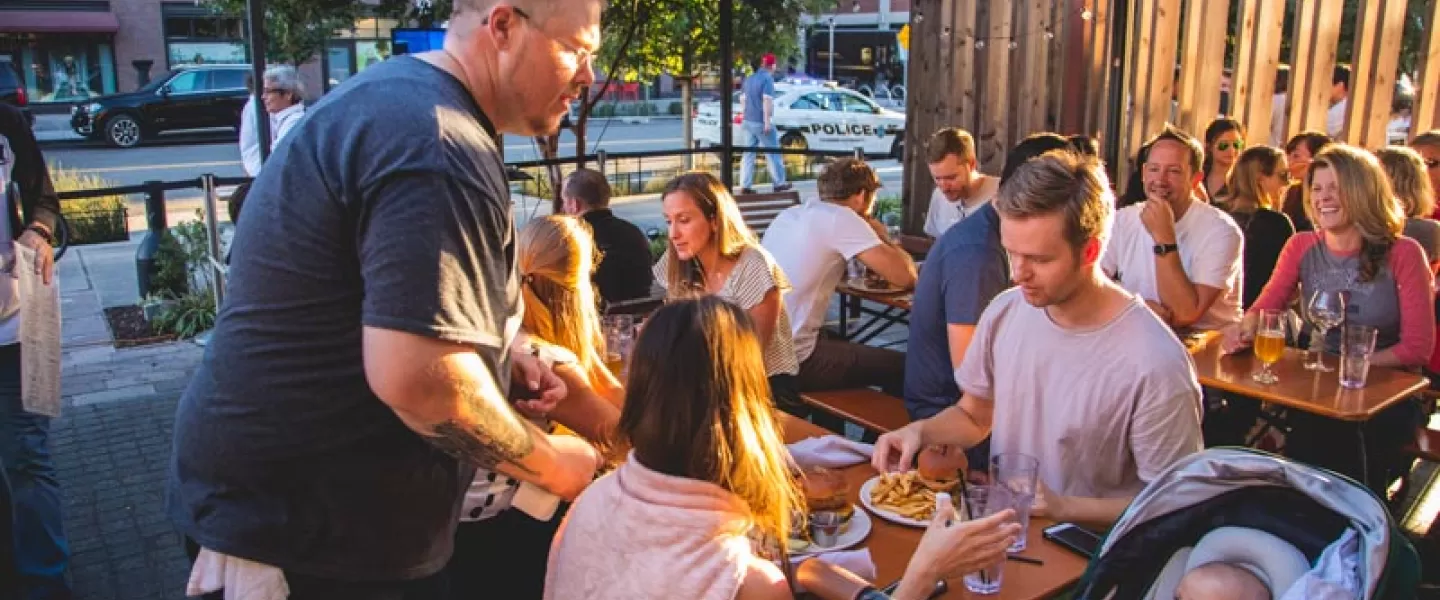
[923,128,1001,238]
[872,152,1203,527]
[1102,125,1243,331]
[761,158,916,399]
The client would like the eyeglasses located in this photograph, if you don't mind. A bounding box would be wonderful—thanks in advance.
[487,6,595,69]
[1216,140,1245,152]
[261,88,284,96]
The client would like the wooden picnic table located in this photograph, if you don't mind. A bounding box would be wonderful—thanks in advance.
[835,283,913,345]
[1187,333,1429,421]
[781,415,1090,599]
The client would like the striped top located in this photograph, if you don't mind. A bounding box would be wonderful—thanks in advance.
[655,245,801,377]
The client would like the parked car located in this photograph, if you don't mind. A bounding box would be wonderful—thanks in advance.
[70,64,251,148]
[694,82,906,159]
[0,62,32,126]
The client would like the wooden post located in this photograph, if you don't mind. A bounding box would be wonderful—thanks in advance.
[977,0,1014,174]
[901,0,980,235]
[1343,0,1407,148]
[1284,0,1343,141]
[1120,0,1181,184]
[1082,0,1116,140]
[1016,0,1054,141]
[1175,0,1226,135]
[1231,0,1285,147]
[1411,0,1440,137]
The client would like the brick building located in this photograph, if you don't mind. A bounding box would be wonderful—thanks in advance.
[0,0,397,111]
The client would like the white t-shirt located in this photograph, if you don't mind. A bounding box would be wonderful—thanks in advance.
[923,185,995,238]
[761,200,883,362]
[1270,93,1288,147]
[957,288,1204,499]
[239,97,262,177]
[1327,98,1347,138]
[1102,200,1244,331]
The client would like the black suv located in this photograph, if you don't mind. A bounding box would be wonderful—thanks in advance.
[70,64,250,148]
[0,62,32,125]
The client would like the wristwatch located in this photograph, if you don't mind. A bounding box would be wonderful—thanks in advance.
[1153,243,1179,256]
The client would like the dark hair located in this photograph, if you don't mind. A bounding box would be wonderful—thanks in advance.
[1285,131,1332,156]
[1068,135,1100,158]
[1119,141,1157,208]
[1000,133,1073,185]
[1412,130,1440,149]
[1333,64,1351,88]
[817,158,880,202]
[993,152,1114,252]
[1274,64,1290,94]
[562,168,611,209]
[1202,118,1247,175]
[925,128,977,164]
[1144,123,1205,175]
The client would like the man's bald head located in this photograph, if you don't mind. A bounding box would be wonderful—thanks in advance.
[1176,563,1270,600]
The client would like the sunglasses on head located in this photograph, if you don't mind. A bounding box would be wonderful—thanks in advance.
[1216,140,1245,152]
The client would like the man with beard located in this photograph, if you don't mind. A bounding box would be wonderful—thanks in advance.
[168,1,606,597]
[873,152,1203,527]
[1102,125,1243,331]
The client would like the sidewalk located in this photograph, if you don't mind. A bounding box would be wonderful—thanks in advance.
[33,113,84,144]
[52,240,200,600]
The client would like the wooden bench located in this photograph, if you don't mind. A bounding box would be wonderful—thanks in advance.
[801,389,911,434]
[734,190,801,237]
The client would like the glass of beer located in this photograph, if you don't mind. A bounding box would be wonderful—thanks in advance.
[1252,309,1288,384]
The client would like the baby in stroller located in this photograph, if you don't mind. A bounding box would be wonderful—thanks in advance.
[1073,448,1420,600]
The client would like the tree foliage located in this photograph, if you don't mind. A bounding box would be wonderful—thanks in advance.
[203,0,363,66]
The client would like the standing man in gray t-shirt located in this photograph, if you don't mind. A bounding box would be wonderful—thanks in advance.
[873,152,1202,528]
[739,53,791,194]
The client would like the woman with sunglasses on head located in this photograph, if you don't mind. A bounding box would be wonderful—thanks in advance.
[543,297,1019,600]
[446,215,623,600]
[1221,145,1435,491]
[653,172,804,413]
[1406,130,1440,219]
[1203,118,1246,201]
[1216,146,1296,309]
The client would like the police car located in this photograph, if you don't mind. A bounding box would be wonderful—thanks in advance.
[694,83,906,159]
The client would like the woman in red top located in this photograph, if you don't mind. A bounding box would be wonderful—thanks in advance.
[1221,144,1435,491]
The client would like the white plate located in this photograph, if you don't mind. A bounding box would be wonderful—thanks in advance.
[791,505,872,556]
[859,475,936,528]
[844,278,907,295]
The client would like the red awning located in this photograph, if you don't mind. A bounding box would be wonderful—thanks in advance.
[0,11,120,34]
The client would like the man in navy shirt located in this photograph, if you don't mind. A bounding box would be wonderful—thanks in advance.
[905,134,1077,420]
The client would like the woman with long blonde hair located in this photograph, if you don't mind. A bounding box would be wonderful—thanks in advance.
[545,297,1017,600]
[1222,144,1435,491]
[447,215,622,600]
[1375,146,1440,267]
[1219,146,1295,307]
[654,172,803,413]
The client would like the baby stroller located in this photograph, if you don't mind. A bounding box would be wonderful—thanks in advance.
[1074,448,1419,599]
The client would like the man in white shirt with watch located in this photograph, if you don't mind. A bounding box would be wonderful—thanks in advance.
[1102,125,1243,332]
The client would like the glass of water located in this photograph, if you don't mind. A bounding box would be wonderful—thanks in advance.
[990,453,1040,552]
[961,485,1010,595]
[1339,324,1378,389]
[881,212,901,242]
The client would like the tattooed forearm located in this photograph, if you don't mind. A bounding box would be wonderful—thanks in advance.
[425,418,539,475]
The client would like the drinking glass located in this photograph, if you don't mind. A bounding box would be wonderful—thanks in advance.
[881,212,901,242]
[602,315,635,374]
[990,453,1040,552]
[1305,290,1346,371]
[961,485,1010,595]
[1339,325,1379,389]
[1252,309,1288,385]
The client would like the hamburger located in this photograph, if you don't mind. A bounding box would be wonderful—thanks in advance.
[916,445,965,494]
[801,467,854,531]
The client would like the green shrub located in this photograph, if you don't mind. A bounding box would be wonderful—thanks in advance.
[873,194,902,221]
[668,101,684,115]
[592,103,616,117]
[50,163,130,245]
[149,289,216,339]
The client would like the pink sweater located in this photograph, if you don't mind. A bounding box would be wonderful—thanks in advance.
[544,454,759,600]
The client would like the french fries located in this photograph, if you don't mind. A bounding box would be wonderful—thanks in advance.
[869,471,941,521]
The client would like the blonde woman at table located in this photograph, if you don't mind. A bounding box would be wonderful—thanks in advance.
[544,296,1019,600]
[446,215,623,600]
[1219,144,1435,492]
[654,172,804,414]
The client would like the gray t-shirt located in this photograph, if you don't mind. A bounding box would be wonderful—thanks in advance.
[167,56,519,580]
[742,69,776,124]
[957,288,1203,499]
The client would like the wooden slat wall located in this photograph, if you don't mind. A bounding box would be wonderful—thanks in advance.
[1411,0,1440,137]
[1231,0,1286,147]
[902,0,982,234]
[1082,0,1116,141]
[1343,0,1407,148]
[1284,0,1343,142]
[977,0,1015,174]
[1175,0,1227,135]
[1120,0,1182,182]
[1016,0,1054,142]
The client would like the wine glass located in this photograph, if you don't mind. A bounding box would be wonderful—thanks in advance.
[1304,290,1346,371]
[1252,309,1288,385]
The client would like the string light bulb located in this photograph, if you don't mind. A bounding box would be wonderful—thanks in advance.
[1081,10,1093,20]
[975,40,986,49]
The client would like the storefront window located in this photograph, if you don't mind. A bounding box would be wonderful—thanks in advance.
[0,34,117,104]
[323,17,399,91]
[163,4,248,68]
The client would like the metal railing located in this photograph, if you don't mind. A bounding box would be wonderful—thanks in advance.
[50,145,870,304]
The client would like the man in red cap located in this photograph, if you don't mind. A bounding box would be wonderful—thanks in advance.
[740,53,791,194]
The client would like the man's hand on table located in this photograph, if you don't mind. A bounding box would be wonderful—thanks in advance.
[893,501,1019,600]
[871,422,925,473]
